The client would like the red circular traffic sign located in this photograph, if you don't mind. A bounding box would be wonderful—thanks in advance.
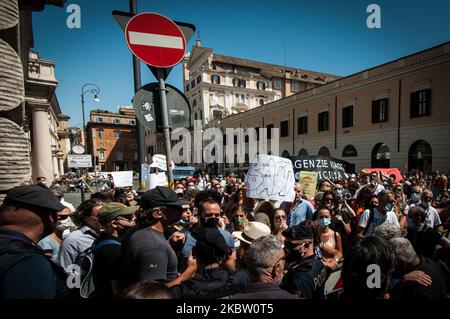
[125,12,186,68]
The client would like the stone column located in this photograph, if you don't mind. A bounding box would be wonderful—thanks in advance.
[31,104,54,184]
[58,152,64,176]
[52,153,59,178]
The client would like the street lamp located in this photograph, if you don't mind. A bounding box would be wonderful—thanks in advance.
[80,83,101,202]
[81,83,101,149]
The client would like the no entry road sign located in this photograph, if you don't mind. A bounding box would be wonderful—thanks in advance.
[125,12,186,68]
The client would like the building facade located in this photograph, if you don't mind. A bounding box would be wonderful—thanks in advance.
[218,42,450,174]
[86,108,139,172]
[0,0,67,199]
[183,40,339,125]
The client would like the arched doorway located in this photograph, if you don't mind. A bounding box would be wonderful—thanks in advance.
[298,148,308,156]
[408,140,432,173]
[342,145,358,158]
[371,143,390,168]
[281,150,290,158]
[318,146,330,157]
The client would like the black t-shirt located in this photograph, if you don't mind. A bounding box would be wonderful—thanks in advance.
[122,226,178,285]
[392,256,447,299]
[92,234,122,299]
[406,225,443,259]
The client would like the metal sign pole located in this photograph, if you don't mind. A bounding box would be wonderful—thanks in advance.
[130,0,146,191]
[157,68,174,186]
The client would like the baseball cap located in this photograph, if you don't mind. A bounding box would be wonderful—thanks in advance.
[139,186,183,210]
[98,202,138,224]
[4,185,65,213]
[282,224,314,241]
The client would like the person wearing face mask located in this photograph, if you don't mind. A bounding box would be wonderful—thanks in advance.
[0,185,68,299]
[232,235,298,299]
[272,208,288,241]
[317,208,343,262]
[407,186,423,207]
[91,202,137,298]
[355,192,400,238]
[230,204,249,233]
[280,224,328,299]
[407,190,443,233]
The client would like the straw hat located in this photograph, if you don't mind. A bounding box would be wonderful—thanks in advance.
[232,221,271,245]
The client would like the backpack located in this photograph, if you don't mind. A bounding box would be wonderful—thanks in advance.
[79,239,121,299]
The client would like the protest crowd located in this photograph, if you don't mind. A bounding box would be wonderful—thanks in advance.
[0,166,449,300]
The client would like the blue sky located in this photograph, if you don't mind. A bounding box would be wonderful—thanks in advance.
[32,0,450,127]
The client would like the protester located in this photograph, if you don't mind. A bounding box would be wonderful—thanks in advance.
[120,279,173,299]
[0,185,68,299]
[232,235,298,299]
[38,208,72,261]
[57,198,103,273]
[390,237,447,299]
[341,236,394,300]
[91,202,137,298]
[355,191,400,237]
[284,183,315,227]
[170,227,248,299]
[272,208,288,241]
[317,207,343,261]
[232,221,271,271]
[121,186,184,284]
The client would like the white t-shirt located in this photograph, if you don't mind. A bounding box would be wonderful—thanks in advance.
[358,207,399,236]
[406,205,442,229]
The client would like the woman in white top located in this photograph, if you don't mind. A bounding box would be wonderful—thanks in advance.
[317,207,343,261]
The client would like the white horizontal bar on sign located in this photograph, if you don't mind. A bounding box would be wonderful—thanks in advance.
[128,31,183,49]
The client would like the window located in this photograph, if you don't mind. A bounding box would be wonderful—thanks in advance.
[342,145,358,157]
[267,124,274,139]
[98,128,104,138]
[318,111,329,132]
[257,81,266,90]
[297,116,308,135]
[194,113,198,120]
[114,130,121,139]
[238,79,246,88]
[255,127,260,141]
[306,83,315,90]
[342,105,354,128]
[372,98,388,123]
[191,80,195,89]
[96,117,103,123]
[233,78,239,87]
[113,119,120,124]
[259,98,264,106]
[129,120,135,125]
[411,89,431,118]
[193,99,197,108]
[280,120,289,137]
[185,83,190,92]
[196,75,202,84]
[274,78,282,89]
[116,150,123,161]
[98,149,105,159]
[291,80,299,92]
[211,75,220,84]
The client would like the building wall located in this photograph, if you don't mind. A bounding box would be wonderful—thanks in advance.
[87,109,138,172]
[220,42,450,173]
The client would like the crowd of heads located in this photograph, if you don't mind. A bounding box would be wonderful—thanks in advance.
[0,168,448,300]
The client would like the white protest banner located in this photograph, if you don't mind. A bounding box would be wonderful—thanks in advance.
[111,171,133,188]
[245,154,295,202]
[151,154,175,171]
[149,172,168,189]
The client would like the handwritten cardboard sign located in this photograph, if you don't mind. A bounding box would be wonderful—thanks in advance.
[111,171,133,188]
[299,171,318,199]
[245,154,295,202]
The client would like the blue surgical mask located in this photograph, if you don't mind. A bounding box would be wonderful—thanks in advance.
[411,193,420,203]
[319,217,331,228]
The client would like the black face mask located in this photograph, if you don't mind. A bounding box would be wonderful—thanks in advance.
[201,217,219,228]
